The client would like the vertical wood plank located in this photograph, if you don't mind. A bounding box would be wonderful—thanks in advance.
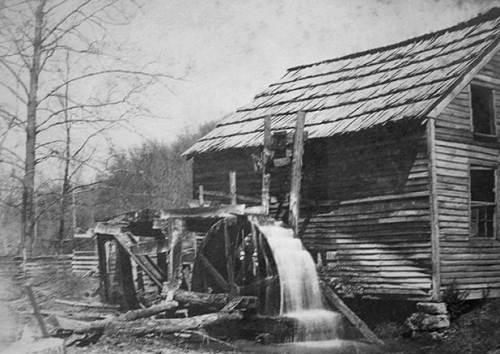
[198,185,204,206]
[262,115,272,213]
[223,220,236,293]
[229,171,237,205]
[96,235,109,302]
[427,117,442,301]
[168,218,185,288]
[289,111,306,236]
[156,232,167,275]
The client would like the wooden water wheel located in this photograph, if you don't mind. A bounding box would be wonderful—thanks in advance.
[191,216,281,315]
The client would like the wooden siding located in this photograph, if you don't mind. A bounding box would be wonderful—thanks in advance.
[299,124,432,300]
[434,49,500,299]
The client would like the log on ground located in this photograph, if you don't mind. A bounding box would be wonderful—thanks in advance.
[172,290,257,313]
[105,311,244,337]
[48,300,179,333]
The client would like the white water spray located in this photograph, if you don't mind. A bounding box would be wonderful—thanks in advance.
[258,225,342,342]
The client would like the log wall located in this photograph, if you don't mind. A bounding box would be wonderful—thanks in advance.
[434,50,500,299]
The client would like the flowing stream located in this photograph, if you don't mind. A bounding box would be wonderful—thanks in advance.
[258,224,342,342]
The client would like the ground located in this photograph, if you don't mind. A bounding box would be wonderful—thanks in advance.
[1,271,500,354]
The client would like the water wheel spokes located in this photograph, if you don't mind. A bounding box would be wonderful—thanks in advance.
[191,216,281,315]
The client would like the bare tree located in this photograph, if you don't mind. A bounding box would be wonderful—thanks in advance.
[0,0,175,256]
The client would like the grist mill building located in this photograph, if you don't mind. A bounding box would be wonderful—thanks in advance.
[184,9,500,302]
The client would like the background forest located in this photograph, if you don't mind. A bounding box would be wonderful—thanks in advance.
[0,121,214,256]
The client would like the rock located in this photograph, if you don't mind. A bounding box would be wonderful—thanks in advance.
[416,302,447,315]
[487,349,500,354]
[406,313,450,332]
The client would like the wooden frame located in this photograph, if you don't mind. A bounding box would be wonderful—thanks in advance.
[468,164,498,240]
[469,83,498,138]
[427,117,441,301]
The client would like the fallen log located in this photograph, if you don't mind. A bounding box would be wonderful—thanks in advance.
[172,289,257,313]
[49,300,179,333]
[54,299,120,311]
[118,301,179,321]
[19,310,114,321]
[106,311,244,337]
[48,315,109,333]
[172,290,231,310]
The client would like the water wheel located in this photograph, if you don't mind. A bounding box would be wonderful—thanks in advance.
[191,216,281,315]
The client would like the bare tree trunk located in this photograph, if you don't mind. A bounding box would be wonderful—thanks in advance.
[58,69,71,245]
[22,0,45,258]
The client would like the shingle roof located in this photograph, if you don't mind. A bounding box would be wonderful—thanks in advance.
[184,8,500,157]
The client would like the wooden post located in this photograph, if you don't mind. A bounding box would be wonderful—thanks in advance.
[25,285,49,337]
[262,115,272,214]
[157,233,167,275]
[288,111,306,236]
[168,218,185,288]
[198,185,204,206]
[321,282,384,346]
[427,117,441,301]
[96,235,109,302]
[229,171,237,205]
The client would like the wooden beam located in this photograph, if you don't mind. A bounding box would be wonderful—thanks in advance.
[288,111,306,236]
[198,253,230,292]
[201,190,261,204]
[262,115,272,214]
[198,185,204,206]
[168,218,185,288]
[320,282,384,346]
[224,221,236,293]
[96,236,109,302]
[229,171,237,205]
[427,118,442,301]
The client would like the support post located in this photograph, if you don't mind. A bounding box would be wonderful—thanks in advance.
[229,171,237,205]
[427,117,441,301]
[96,235,109,302]
[262,115,272,214]
[198,185,204,206]
[157,233,167,276]
[288,111,306,236]
[168,218,185,289]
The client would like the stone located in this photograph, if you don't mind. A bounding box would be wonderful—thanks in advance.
[416,302,448,315]
[406,313,450,332]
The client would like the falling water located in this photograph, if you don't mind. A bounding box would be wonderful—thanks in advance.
[258,224,342,342]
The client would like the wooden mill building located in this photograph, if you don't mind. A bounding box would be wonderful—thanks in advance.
[184,9,500,302]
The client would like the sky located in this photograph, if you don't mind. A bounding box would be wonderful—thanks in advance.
[103,0,500,148]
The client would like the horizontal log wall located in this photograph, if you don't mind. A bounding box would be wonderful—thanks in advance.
[434,50,500,299]
[300,124,433,300]
[72,250,99,274]
[14,255,72,279]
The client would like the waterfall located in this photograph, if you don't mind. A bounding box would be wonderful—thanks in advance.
[258,225,342,342]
